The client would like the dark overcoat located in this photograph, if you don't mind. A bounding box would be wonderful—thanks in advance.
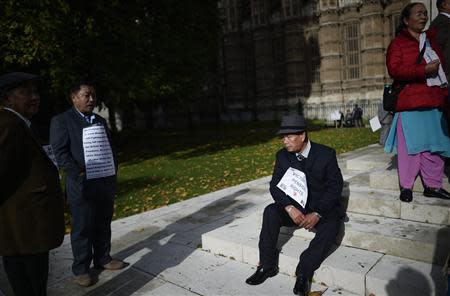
[0,108,65,255]
[431,13,450,80]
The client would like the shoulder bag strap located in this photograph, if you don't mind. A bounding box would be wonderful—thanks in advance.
[415,42,426,64]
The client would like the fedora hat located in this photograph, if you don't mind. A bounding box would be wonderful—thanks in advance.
[0,72,39,91]
[277,114,307,135]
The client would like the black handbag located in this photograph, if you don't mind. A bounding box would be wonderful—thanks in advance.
[383,84,401,112]
[383,43,427,112]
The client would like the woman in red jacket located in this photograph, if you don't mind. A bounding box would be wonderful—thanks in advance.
[385,2,450,202]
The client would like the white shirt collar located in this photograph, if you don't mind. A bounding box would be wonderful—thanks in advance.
[441,12,450,19]
[296,140,311,159]
[3,107,31,127]
[75,108,95,124]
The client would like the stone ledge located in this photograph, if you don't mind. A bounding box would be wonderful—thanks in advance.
[370,168,450,192]
[282,213,450,265]
[202,214,383,295]
[344,186,450,225]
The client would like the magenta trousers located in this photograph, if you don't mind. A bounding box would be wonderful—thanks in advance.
[396,114,444,189]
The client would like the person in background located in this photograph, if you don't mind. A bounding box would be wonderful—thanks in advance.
[0,72,65,296]
[50,80,127,287]
[335,110,344,128]
[352,104,363,128]
[430,0,450,83]
[385,3,450,202]
[430,0,450,181]
[344,109,353,127]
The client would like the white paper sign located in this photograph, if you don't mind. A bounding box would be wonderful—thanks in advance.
[276,167,308,208]
[42,145,58,168]
[82,125,116,180]
[329,110,341,121]
[369,116,382,132]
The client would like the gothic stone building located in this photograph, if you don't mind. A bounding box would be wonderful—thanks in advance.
[218,0,436,121]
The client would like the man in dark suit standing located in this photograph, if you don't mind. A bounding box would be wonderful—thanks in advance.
[245,114,344,296]
[0,72,65,296]
[431,0,450,83]
[50,80,126,287]
[431,0,450,180]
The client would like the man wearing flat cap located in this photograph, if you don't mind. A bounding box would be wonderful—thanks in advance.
[0,72,65,296]
[245,114,344,296]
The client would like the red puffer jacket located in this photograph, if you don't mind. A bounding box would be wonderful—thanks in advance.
[386,27,448,111]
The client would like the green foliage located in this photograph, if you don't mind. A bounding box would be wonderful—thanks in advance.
[113,125,378,219]
[0,0,219,111]
[64,124,380,232]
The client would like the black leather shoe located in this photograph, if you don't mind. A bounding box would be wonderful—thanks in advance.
[293,274,311,295]
[423,187,450,200]
[245,266,278,285]
[399,188,413,202]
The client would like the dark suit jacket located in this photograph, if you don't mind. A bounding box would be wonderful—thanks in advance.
[49,107,117,191]
[269,142,344,218]
[431,13,450,79]
[0,108,65,255]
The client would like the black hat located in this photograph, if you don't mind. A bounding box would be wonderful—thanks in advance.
[277,114,307,135]
[0,72,39,91]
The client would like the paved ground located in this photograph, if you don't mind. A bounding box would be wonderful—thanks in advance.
[0,144,448,295]
[1,176,336,296]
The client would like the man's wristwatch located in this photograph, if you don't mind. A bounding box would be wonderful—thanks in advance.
[286,206,295,213]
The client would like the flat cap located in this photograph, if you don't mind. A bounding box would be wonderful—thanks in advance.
[0,72,39,91]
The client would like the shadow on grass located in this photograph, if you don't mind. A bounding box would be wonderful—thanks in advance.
[115,122,329,165]
[116,130,277,165]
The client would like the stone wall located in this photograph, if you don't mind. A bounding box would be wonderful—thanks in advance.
[218,0,411,121]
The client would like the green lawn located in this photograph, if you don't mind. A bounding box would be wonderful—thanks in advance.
[64,122,379,232]
[110,122,379,221]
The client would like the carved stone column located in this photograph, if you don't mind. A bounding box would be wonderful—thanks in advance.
[360,0,385,100]
[318,0,343,103]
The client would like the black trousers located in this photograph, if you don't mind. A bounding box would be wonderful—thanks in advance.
[258,203,341,278]
[66,177,115,275]
[2,251,49,296]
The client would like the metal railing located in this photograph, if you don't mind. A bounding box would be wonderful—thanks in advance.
[304,99,381,120]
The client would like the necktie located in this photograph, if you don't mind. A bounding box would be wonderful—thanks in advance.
[84,115,91,124]
[297,154,305,162]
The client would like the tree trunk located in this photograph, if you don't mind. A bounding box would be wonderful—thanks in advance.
[107,102,118,134]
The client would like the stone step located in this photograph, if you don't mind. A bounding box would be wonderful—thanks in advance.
[343,185,450,225]
[370,167,450,192]
[202,214,382,295]
[282,212,450,266]
[366,255,448,296]
[244,168,450,227]
[345,149,392,171]
[43,238,361,296]
[201,214,447,296]
[321,288,361,296]
[337,144,385,162]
